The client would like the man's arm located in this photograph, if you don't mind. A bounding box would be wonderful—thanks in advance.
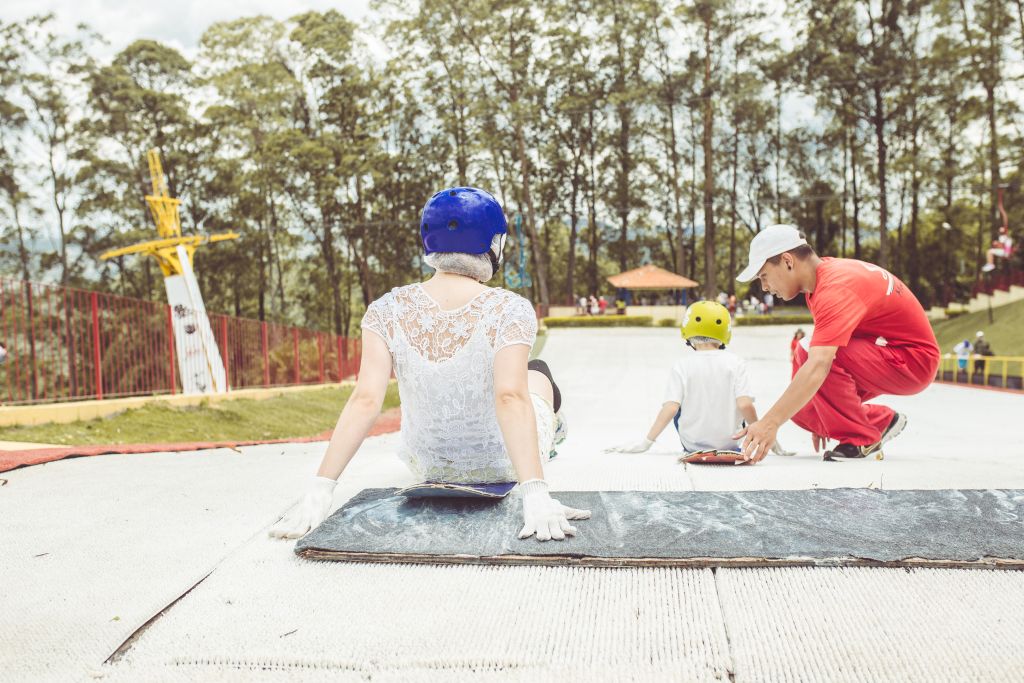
[734,345,837,461]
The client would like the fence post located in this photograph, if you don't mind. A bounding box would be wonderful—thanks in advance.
[166,304,176,395]
[317,333,324,384]
[25,281,38,401]
[261,322,270,386]
[336,336,344,380]
[90,291,103,400]
[220,316,230,391]
[293,329,300,385]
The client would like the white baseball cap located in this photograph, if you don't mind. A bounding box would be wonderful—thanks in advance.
[736,224,809,282]
[976,330,984,337]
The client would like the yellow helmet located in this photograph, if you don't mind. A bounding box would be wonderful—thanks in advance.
[680,300,732,346]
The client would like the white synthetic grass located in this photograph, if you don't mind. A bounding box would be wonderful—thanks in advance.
[2,324,1023,682]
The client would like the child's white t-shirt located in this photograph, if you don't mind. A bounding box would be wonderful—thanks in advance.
[662,349,753,452]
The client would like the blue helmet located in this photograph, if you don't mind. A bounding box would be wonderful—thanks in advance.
[420,187,507,255]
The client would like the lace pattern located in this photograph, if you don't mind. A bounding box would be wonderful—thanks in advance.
[361,284,538,482]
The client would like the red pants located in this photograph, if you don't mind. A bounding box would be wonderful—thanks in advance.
[791,339,938,446]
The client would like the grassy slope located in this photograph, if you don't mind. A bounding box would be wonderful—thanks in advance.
[0,383,400,446]
[931,298,1024,357]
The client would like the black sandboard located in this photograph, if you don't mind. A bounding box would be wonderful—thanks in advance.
[295,488,1024,570]
[397,481,516,499]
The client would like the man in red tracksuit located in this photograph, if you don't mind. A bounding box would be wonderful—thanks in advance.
[732,224,940,461]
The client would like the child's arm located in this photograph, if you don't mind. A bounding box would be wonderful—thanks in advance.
[605,401,680,453]
[736,396,757,425]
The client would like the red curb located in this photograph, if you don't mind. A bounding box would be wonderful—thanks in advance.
[0,408,401,474]
[933,380,1024,395]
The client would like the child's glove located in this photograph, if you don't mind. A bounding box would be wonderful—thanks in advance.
[770,440,796,457]
[603,437,654,453]
[269,476,337,539]
[518,479,590,541]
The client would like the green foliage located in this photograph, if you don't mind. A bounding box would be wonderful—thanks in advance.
[734,314,814,326]
[657,318,678,327]
[1,2,1021,337]
[542,315,653,328]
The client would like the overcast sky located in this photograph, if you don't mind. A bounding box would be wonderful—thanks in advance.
[1,0,375,59]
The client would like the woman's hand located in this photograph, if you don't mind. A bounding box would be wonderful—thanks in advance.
[269,477,337,539]
[518,479,590,541]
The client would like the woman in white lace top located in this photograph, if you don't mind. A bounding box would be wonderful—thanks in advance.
[270,187,590,543]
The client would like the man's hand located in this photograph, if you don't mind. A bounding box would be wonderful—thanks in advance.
[269,476,337,540]
[518,479,590,541]
[733,419,778,463]
[811,433,828,453]
[603,437,654,454]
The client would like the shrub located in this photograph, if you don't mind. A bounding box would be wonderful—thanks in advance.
[944,309,966,319]
[657,318,678,327]
[734,314,814,326]
[542,315,654,328]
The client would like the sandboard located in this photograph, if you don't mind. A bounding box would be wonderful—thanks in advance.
[296,488,1024,570]
[397,481,516,499]
[679,450,750,465]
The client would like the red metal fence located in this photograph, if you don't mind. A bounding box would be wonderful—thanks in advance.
[0,277,360,405]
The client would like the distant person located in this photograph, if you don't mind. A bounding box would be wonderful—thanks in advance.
[598,295,608,315]
[953,339,973,371]
[615,298,626,315]
[588,294,599,315]
[764,292,775,315]
[981,227,1013,272]
[790,329,806,376]
[575,294,585,316]
[0,341,7,365]
[733,224,940,461]
[605,301,790,457]
[973,331,993,374]
[717,291,729,307]
[727,293,737,317]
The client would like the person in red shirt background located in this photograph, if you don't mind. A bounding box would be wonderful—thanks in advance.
[732,224,940,462]
[789,328,805,375]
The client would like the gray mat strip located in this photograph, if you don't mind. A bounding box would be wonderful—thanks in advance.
[296,488,1024,569]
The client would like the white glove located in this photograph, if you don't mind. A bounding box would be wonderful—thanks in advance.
[770,440,796,457]
[269,476,337,539]
[518,479,591,542]
[604,437,654,454]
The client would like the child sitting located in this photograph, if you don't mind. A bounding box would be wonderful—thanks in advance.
[606,300,790,457]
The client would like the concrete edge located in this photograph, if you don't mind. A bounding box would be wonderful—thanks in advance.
[0,381,357,427]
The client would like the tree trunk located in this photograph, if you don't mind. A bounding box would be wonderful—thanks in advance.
[729,122,739,292]
[701,18,716,300]
[513,116,550,305]
[851,132,861,260]
[985,83,1000,240]
[873,85,888,269]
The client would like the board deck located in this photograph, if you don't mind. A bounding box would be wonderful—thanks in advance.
[295,488,1024,570]
[678,450,750,465]
[397,481,517,499]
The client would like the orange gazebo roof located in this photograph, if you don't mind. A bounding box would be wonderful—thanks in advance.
[607,264,699,290]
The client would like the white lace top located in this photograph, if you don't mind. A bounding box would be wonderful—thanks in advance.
[361,283,538,482]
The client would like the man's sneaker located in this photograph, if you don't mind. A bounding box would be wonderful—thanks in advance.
[823,442,869,460]
[880,412,907,446]
[823,413,906,461]
[982,263,995,272]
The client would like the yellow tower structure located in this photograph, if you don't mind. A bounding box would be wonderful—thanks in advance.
[101,150,238,394]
